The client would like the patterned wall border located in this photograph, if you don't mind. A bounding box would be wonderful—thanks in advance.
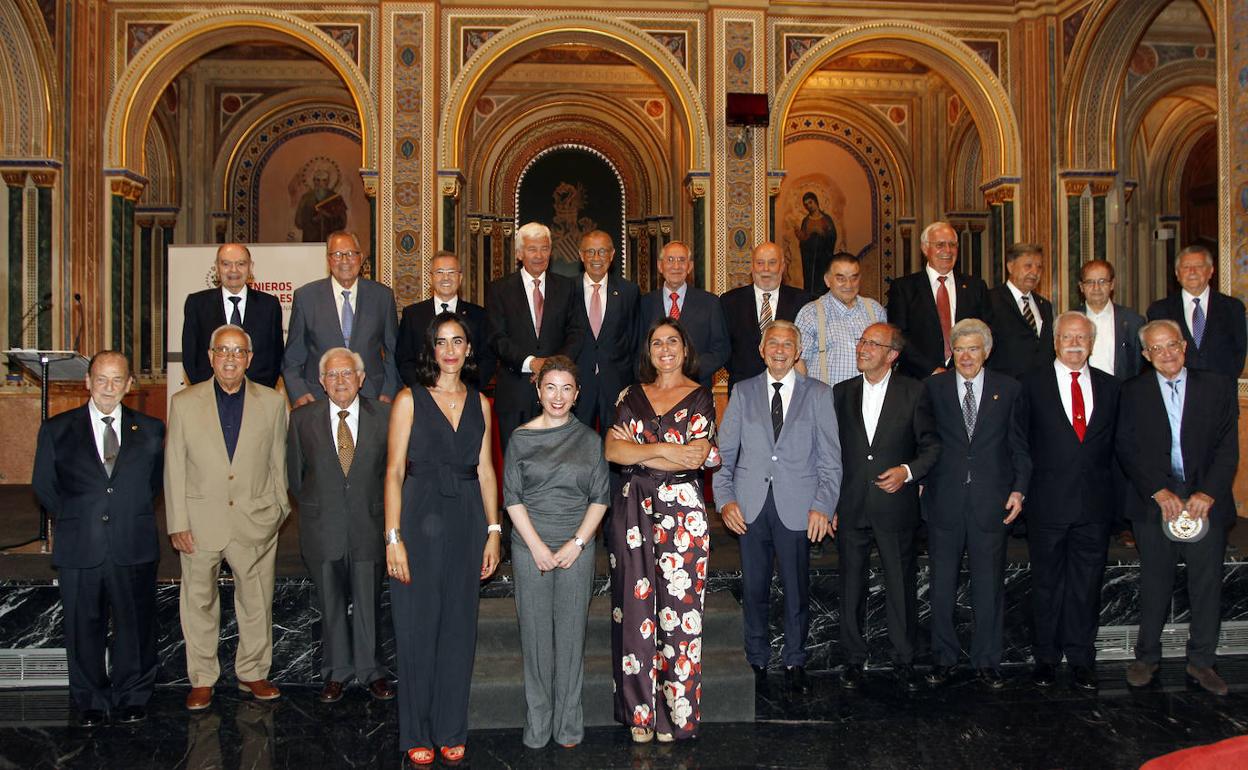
[0,1,55,158]
[1216,0,1246,301]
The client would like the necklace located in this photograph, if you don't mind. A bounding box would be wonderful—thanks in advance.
[434,386,465,410]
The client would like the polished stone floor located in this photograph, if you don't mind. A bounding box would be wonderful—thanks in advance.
[2,659,1247,769]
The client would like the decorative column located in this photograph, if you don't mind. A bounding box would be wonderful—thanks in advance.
[30,172,55,349]
[766,173,785,243]
[105,174,146,357]
[4,172,26,352]
[439,171,463,257]
[158,217,176,373]
[685,174,709,291]
[1217,0,1248,306]
[135,211,154,374]
[982,181,1018,288]
[1059,172,1117,308]
[362,174,378,280]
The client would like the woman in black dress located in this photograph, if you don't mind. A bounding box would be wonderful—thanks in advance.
[605,318,719,744]
[384,312,502,766]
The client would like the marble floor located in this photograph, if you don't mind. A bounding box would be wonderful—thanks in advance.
[2,658,1247,769]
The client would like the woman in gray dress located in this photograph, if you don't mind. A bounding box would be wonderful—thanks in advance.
[503,356,610,750]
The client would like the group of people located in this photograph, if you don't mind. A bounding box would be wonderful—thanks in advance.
[30,219,1242,766]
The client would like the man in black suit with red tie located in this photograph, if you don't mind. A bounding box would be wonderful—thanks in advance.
[923,318,1030,689]
[486,221,587,450]
[1146,244,1247,379]
[573,230,638,434]
[396,250,494,389]
[33,351,166,727]
[637,241,730,388]
[832,322,940,692]
[886,221,990,380]
[986,243,1054,379]
[720,241,811,391]
[1117,320,1239,695]
[182,243,284,387]
[1015,312,1120,691]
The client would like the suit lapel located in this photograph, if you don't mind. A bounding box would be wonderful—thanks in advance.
[209,291,228,328]
[196,381,233,467]
[972,372,998,445]
[317,401,348,481]
[348,399,379,481]
[74,406,108,478]
[870,375,905,448]
[231,380,265,468]
[846,375,870,447]
[780,376,808,446]
[953,275,976,321]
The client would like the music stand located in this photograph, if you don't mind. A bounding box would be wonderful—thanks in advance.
[2,349,87,554]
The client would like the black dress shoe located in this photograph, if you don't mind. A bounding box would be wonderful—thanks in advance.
[751,665,769,693]
[1032,662,1056,687]
[839,663,864,690]
[79,709,106,727]
[895,664,921,693]
[785,666,812,695]
[115,705,147,724]
[977,668,1006,690]
[1071,666,1098,692]
[925,665,955,687]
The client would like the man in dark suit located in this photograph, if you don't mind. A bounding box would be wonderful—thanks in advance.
[486,221,587,450]
[720,241,810,391]
[1117,320,1239,695]
[986,243,1054,379]
[573,230,639,433]
[886,221,990,380]
[182,243,284,387]
[1078,259,1144,379]
[1015,312,1120,691]
[714,320,840,697]
[288,347,395,704]
[1146,244,1247,379]
[638,240,730,387]
[923,318,1030,689]
[396,250,493,390]
[283,231,400,406]
[33,351,165,727]
[832,322,940,692]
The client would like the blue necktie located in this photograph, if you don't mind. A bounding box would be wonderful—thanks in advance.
[341,290,354,346]
[1191,298,1205,348]
[1166,380,1185,480]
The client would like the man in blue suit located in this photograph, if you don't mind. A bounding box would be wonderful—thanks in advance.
[283,231,400,406]
[638,241,730,387]
[714,320,842,696]
[33,351,166,727]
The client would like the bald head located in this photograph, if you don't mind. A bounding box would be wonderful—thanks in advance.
[751,242,784,292]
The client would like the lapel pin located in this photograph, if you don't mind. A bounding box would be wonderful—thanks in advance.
[612,290,619,296]
[992,394,999,400]
[131,425,139,431]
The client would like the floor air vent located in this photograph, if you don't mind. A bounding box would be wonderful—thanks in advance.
[0,648,69,688]
[1095,621,1248,660]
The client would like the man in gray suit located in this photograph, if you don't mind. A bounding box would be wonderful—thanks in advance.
[283,231,400,406]
[714,320,842,697]
[287,347,395,704]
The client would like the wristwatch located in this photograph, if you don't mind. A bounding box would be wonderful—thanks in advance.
[574,536,586,551]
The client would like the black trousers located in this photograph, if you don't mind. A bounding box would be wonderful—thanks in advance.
[307,554,385,684]
[58,556,158,712]
[837,522,919,665]
[1133,516,1227,668]
[928,518,1008,668]
[739,489,810,668]
[1027,519,1110,667]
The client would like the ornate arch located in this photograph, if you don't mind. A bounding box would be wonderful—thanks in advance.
[946,115,984,212]
[140,113,178,206]
[1120,58,1217,176]
[438,14,709,176]
[770,21,1021,186]
[104,9,377,175]
[0,0,58,158]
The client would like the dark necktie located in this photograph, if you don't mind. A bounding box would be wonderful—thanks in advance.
[1192,298,1206,347]
[962,380,976,439]
[1021,294,1037,336]
[101,415,119,476]
[1070,371,1086,441]
[441,302,449,313]
[771,382,784,441]
[229,296,242,326]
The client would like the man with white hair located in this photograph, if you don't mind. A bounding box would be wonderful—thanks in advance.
[1014,312,1120,691]
[486,221,587,450]
[1146,244,1246,378]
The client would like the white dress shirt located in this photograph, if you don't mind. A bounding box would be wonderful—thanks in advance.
[432,295,459,314]
[1181,286,1211,335]
[861,370,891,444]
[1085,302,1116,375]
[925,264,957,321]
[663,282,689,316]
[765,367,797,419]
[753,283,779,324]
[329,397,360,458]
[87,399,121,465]
[331,276,358,327]
[221,286,248,324]
[583,273,608,312]
[955,368,985,413]
[1054,359,1094,426]
[1005,280,1043,335]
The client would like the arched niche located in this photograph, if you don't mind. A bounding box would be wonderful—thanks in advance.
[0,0,58,159]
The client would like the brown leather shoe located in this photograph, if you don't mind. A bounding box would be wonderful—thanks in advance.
[1126,660,1159,687]
[237,679,281,700]
[1117,530,1137,549]
[319,680,345,704]
[368,678,396,701]
[1185,664,1229,696]
[186,686,213,711]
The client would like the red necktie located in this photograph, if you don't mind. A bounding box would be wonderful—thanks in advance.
[936,276,952,361]
[532,278,544,335]
[669,292,681,320]
[1070,371,1086,442]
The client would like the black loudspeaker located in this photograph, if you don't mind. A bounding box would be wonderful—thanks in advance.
[726,92,769,127]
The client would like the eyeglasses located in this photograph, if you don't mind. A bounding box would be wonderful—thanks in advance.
[581,247,613,257]
[927,240,958,251]
[322,369,359,381]
[855,337,895,351]
[211,346,250,358]
[328,250,361,261]
[433,268,461,277]
[1080,279,1111,287]
[952,345,983,355]
[1145,341,1184,355]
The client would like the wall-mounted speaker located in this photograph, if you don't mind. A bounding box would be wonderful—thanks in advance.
[726,92,769,127]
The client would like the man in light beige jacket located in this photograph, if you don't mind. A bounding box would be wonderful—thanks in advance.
[166,323,290,711]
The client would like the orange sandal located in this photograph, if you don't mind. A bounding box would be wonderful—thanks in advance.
[406,747,435,766]
[440,745,466,763]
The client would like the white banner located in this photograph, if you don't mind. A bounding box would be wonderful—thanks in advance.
[166,243,328,410]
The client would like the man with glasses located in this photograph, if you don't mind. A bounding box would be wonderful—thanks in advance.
[1077,259,1144,379]
[287,348,395,705]
[637,240,730,387]
[182,243,284,387]
[794,252,884,387]
[986,243,1054,379]
[166,324,290,711]
[1146,245,1246,378]
[831,323,940,692]
[1014,312,1120,692]
[573,230,639,434]
[722,242,810,391]
[284,231,399,406]
[396,250,494,390]
[1117,320,1239,695]
[886,221,990,380]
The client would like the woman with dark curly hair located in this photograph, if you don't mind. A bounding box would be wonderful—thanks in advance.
[384,311,502,766]
[605,317,720,744]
